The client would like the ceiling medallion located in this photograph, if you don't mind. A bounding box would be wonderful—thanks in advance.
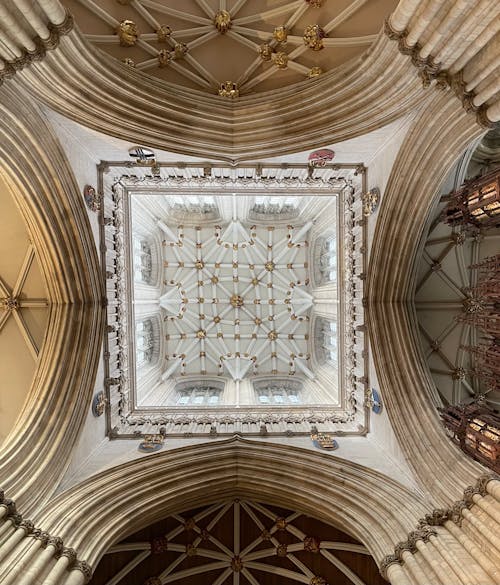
[259,43,274,62]
[230,294,244,308]
[156,25,171,43]
[196,329,207,339]
[273,26,288,44]
[308,66,323,78]
[303,24,326,51]
[265,261,275,272]
[2,297,18,311]
[305,0,325,6]
[218,81,239,98]
[158,49,171,68]
[122,57,135,67]
[116,19,138,47]
[214,10,232,34]
[272,51,288,69]
[173,43,188,59]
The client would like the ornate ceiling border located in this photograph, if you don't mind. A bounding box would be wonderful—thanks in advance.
[98,162,369,438]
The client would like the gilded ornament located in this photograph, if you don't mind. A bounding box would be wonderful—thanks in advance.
[268,331,278,340]
[174,43,188,59]
[156,25,172,43]
[362,187,380,216]
[116,20,138,47]
[273,26,288,44]
[83,184,101,212]
[214,10,232,33]
[259,43,274,61]
[308,66,323,78]
[230,294,244,308]
[196,329,206,339]
[303,536,321,553]
[272,51,288,69]
[218,81,239,98]
[265,261,275,271]
[195,260,205,269]
[305,0,325,6]
[303,24,326,51]
[2,297,18,310]
[158,49,171,68]
[122,57,135,67]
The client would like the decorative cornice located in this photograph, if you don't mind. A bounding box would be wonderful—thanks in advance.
[0,13,74,84]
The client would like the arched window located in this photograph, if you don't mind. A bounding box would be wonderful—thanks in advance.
[314,318,338,366]
[175,384,222,406]
[318,235,337,285]
[136,319,155,366]
[253,380,302,404]
[167,195,218,220]
[133,237,153,284]
[249,196,300,220]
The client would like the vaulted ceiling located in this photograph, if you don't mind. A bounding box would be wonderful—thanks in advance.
[63,0,398,95]
[88,499,388,585]
[0,176,49,446]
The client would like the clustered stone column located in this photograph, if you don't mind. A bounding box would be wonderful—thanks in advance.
[0,490,92,585]
[381,474,500,585]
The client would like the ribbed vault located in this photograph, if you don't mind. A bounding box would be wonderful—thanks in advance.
[34,439,428,568]
[0,82,104,514]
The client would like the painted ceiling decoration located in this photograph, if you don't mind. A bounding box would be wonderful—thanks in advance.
[63,0,398,95]
[99,160,368,438]
[91,500,388,585]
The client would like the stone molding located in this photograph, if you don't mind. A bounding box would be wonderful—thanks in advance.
[0,13,74,83]
[383,17,493,128]
[380,472,499,577]
[0,488,93,582]
[0,85,104,514]
[32,438,428,566]
[12,28,423,160]
[367,91,485,506]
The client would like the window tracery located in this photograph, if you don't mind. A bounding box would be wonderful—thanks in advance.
[249,196,300,219]
[166,195,218,220]
[133,237,153,284]
[136,319,155,366]
[315,235,337,285]
[254,379,303,404]
[175,384,222,406]
[314,318,338,366]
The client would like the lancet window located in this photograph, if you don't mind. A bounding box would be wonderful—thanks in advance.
[254,380,302,404]
[250,196,299,217]
[176,385,222,406]
[133,237,153,284]
[314,318,338,366]
[167,195,217,217]
[318,235,337,285]
[136,319,155,366]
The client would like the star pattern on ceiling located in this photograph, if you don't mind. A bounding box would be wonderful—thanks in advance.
[98,500,380,585]
[67,0,392,94]
[159,221,314,381]
[0,244,48,360]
